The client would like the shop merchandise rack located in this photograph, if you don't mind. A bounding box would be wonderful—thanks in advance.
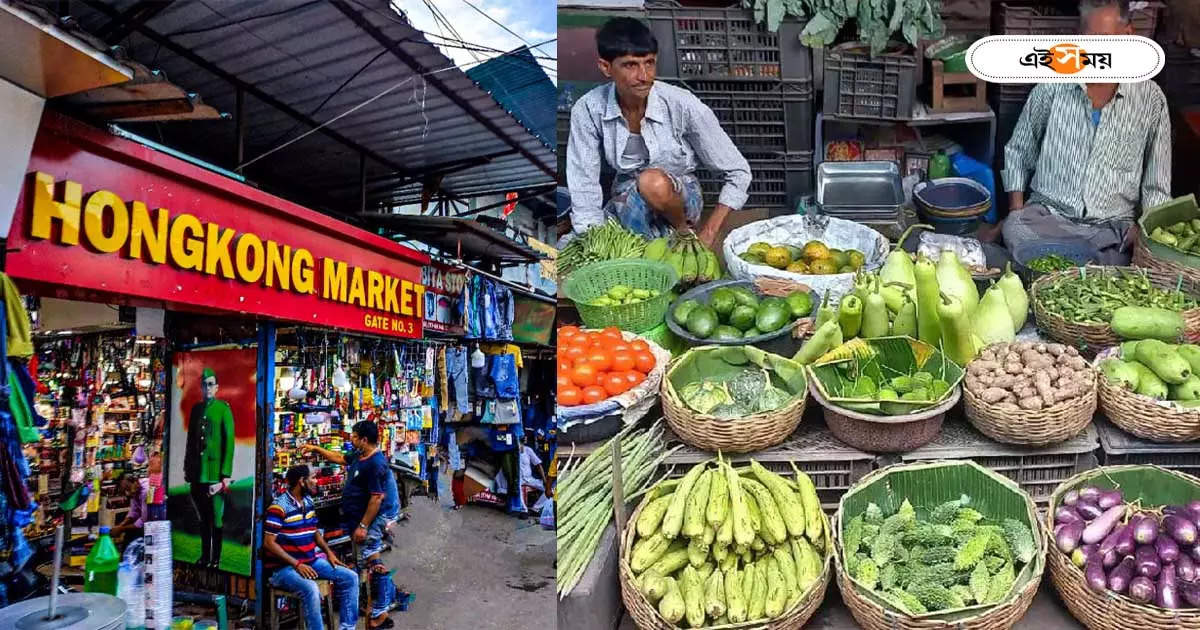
[646,6,812,81]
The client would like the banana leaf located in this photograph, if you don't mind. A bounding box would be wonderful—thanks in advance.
[667,345,808,407]
[1052,465,1200,512]
[806,336,963,411]
[838,460,1045,622]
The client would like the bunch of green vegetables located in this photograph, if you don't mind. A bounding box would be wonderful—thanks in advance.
[745,0,945,55]
[842,496,1037,614]
[1037,268,1199,326]
[1149,219,1200,255]
[1100,340,1200,406]
[670,346,807,418]
[559,219,647,277]
[1027,254,1078,273]
[557,423,680,598]
[629,458,828,627]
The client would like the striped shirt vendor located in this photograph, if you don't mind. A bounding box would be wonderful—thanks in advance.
[1000,0,1172,265]
[566,17,751,247]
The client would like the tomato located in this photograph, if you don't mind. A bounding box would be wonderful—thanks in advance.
[634,351,656,374]
[571,364,598,388]
[630,340,650,353]
[600,327,623,341]
[557,373,571,390]
[610,342,631,354]
[566,333,591,348]
[585,349,613,372]
[582,386,608,405]
[603,373,629,396]
[558,358,573,373]
[624,371,644,387]
[563,345,587,364]
[611,351,636,372]
[558,386,582,406]
[559,325,581,340]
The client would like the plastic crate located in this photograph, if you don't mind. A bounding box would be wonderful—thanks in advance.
[897,418,1098,505]
[996,2,1160,37]
[661,419,876,511]
[647,8,811,81]
[672,78,814,154]
[1096,415,1200,477]
[822,43,918,120]
[696,151,813,211]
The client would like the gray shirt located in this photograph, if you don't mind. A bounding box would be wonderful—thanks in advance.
[620,134,650,171]
[566,81,752,231]
[1002,81,1172,222]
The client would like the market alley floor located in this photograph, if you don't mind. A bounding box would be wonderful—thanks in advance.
[372,470,556,630]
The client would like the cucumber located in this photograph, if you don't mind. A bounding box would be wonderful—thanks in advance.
[1111,306,1185,341]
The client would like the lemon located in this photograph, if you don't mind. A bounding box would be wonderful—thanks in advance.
[847,249,866,270]
[747,241,772,257]
[786,260,809,273]
[829,249,850,269]
[764,246,793,269]
[802,240,831,262]
[809,259,838,275]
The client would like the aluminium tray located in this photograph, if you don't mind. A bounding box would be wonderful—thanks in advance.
[816,161,904,218]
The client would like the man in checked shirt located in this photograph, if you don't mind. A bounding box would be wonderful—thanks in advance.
[999,0,1172,264]
[566,17,752,248]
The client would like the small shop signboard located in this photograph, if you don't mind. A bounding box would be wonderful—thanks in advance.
[421,262,467,335]
[6,113,431,339]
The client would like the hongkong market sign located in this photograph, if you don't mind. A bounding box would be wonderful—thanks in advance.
[7,113,430,339]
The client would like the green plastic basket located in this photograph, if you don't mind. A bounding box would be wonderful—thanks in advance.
[563,258,678,333]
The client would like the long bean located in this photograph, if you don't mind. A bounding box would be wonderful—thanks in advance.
[1038,268,1198,323]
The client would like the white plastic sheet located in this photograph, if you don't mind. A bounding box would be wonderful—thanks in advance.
[722,215,889,305]
[917,232,987,268]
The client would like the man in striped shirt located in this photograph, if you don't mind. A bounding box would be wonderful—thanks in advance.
[264,465,358,630]
[566,17,751,247]
[1000,0,1172,264]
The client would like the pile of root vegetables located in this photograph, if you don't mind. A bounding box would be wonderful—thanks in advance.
[1054,487,1200,609]
[964,341,1093,411]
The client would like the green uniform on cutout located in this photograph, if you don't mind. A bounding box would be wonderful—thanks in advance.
[183,367,235,569]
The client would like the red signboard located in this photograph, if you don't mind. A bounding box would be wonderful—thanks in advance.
[6,113,430,339]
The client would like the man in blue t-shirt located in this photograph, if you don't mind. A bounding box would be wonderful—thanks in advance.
[301,421,397,628]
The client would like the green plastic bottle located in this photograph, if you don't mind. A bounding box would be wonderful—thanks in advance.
[928,151,951,180]
[84,526,120,595]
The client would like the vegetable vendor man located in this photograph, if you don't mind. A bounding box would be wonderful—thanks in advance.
[566,17,752,247]
[999,0,1171,264]
[183,367,234,569]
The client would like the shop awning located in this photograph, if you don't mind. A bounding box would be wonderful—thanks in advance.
[372,215,544,264]
[65,0,556,216]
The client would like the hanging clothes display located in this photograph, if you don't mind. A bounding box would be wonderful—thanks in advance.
[461,275,514,341]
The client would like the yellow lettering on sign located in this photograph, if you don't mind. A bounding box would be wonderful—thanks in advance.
[348,267,366,307]
[129,202,168,263]
[293,249,315,294]
[265,240,291,291]
[323,258,348,302]
[235,233,265,283]
[400,279,414,316]
[31,172,82,245]
[367,270,384,310]
[413,283,426,321]
[384,275,400,314]
[204,222,236,279]
[82,190,129,254]
[169,213,204,272]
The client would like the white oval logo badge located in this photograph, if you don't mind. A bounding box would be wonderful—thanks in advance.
[967,35,1164,83]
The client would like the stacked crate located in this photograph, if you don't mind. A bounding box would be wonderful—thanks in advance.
[649,7,815,213]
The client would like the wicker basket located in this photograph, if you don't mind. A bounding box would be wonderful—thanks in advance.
[1133,229,1200,287]
[1045,466,1200,630]
[1030,266,1200,355]
[564,258,678,333]
[661,347,808,454]
[835,461,1046,630]
[1098,367,1200,442]
[619,479,833,630]
[963,369,1097,446]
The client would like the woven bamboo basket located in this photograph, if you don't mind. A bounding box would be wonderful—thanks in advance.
[835,461,1046,630]
[1097,368,1200,442]
[661,348,808,453]
[1030,266,1200,355]
[963,369,1097,446]
[1133,230,1200,287]
[619,475,833,630]
[1045,466,1200,630]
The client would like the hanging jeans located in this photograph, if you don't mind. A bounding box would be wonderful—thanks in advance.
[490,354,519,399]
[268,559,359,630]
[445,347,470,414]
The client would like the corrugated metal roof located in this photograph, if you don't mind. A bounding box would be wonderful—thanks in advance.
[66,0,556,213]
[466,47,556,149]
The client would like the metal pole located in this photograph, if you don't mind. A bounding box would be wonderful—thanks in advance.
[359,153,367,214]
[47,524,64,620]
[235,87,245,173]
[610,439,625,543]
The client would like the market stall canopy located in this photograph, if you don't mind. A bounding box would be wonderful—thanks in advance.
[63,0,556,216]
[371,215,543,264]
[0,2,131,97]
